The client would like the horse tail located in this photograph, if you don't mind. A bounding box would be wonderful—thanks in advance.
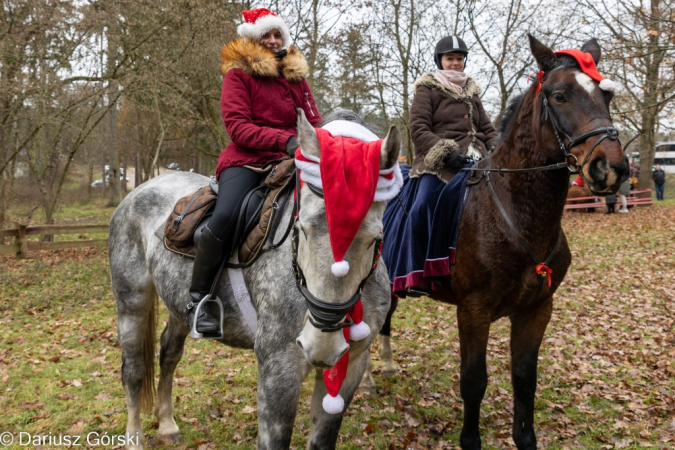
[139,292,158,413]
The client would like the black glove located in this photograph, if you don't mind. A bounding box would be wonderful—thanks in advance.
[285,136,300,157]
[444,150,468,170]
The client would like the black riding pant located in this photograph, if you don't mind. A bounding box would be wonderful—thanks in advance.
[208,166,266,242]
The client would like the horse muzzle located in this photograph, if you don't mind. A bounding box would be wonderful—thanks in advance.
[296,320,349,369]
[585,154,629,195]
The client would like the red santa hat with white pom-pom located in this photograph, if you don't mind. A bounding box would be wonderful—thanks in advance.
[554,49,616,92]
[295,120,403,277]
[294,120,402,413]
[237,8,292,49]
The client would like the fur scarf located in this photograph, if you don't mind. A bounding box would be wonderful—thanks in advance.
[220,39,309,82]
[413,72,482,100]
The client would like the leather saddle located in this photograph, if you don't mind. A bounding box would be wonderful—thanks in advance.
[193,159,296,266]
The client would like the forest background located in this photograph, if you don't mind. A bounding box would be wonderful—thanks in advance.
[0,0,674,226]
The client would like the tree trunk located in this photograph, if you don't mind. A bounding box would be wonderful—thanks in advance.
[106,83,121,207]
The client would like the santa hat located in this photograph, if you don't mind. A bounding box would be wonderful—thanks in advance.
[294,121,403,277]
[322,299,371,414]
[554,49,616,92]
[237,8,292,49]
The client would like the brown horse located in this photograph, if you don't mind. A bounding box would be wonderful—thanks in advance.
[365,35,629,449]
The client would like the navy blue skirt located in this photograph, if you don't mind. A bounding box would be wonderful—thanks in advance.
[382,165,471,297]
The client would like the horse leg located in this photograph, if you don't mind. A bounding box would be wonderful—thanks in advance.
[358,293,399,394]
[509,296,553,450]
[357,351,377,396]
[457,305,491,450]
[378,294,399,377]
[117,290,158,450]
[307,348,368,450]
[256,349,305,450]
[155,314,189,444]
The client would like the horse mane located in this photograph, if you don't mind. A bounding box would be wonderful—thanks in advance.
[498,93,526,137]
[320,109,383,137]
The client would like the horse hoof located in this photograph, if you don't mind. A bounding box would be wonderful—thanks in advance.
[157,432,182,445]
[381,364,399,378]
[357,384,377,396]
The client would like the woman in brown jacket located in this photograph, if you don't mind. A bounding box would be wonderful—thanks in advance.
[382,36,498,297]
[409,36,498,182]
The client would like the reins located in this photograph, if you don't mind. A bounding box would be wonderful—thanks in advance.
[484,165,558,299]
[459,63,633,299]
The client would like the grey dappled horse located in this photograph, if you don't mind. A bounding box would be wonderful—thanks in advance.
[109,111,401,449]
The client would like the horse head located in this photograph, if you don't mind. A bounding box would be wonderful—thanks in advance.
[293,110,401,369]
[529,34,629,194]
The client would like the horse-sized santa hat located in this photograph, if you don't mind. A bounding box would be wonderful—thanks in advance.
[237,8,291,49]
[554,49,616,92]
[295,120,402,414]
[294,120,403,277]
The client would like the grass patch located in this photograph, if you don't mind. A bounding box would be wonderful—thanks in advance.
[0,203,673,449]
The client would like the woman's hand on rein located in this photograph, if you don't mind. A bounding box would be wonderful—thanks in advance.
[444,149,469,170]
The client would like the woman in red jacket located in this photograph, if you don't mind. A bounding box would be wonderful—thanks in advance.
[187,8,322,335]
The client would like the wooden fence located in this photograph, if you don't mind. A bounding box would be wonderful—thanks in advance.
[564,188,653,210]
[0,223,108,258]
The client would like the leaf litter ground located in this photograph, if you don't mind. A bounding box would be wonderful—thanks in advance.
[0,204,673,449]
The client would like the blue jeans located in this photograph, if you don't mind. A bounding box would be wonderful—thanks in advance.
[654,182,665,200]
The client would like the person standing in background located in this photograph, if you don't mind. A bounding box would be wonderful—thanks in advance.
[604,193,617,214]
[653,164,666,201]
[618,178,631,213]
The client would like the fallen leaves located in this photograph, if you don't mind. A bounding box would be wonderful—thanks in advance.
[1,206,674,448]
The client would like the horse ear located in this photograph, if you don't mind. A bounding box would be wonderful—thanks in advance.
[580,38,602,64]
[380,125,401,170]
[296,108,320,158]
[528,34,558,72]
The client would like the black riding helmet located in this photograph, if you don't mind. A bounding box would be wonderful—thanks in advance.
[434,36,469,70]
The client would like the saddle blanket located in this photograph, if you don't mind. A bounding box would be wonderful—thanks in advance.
[381,165,471,297]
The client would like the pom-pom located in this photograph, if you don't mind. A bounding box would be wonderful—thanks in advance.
[599,79,616,92]
[331,260,350,277]
[322,393,345,414]
[349,321,371,341]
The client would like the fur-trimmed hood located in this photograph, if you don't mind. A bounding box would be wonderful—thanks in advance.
[413,72,482,99]
[220,38,309,82]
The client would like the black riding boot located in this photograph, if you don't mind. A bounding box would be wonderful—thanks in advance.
[186,226,228,333]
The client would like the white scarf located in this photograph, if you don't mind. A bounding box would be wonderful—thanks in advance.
[434,69,468,93]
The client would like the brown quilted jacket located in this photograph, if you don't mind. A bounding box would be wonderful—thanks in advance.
[409,73,498,182]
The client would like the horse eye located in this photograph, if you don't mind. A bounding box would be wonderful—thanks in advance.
[552,93,566,103]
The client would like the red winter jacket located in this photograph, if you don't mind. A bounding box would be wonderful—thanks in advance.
[216,39,322,177]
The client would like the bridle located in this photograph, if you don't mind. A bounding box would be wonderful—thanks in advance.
[465,65,636,178]
[538,65,640,182]
[290,170,383,333]
[463,64,634,301]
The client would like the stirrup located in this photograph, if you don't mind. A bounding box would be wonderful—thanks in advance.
[189,294,225,339]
